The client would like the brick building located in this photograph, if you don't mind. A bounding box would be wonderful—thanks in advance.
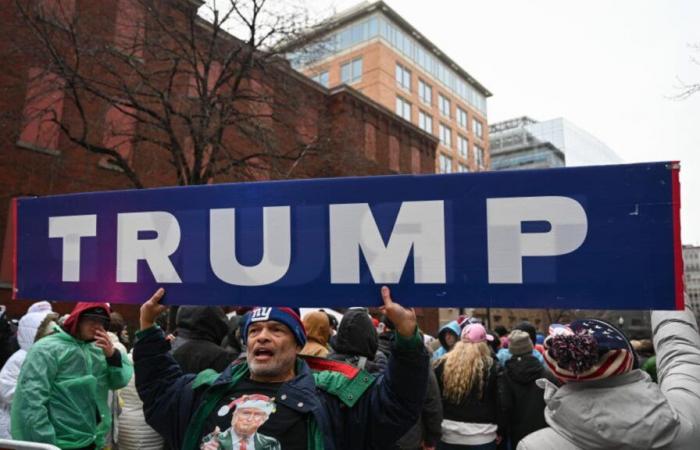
[282,0,492,175]
[0,0,440,332]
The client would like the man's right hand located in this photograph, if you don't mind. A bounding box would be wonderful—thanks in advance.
[140,288,167,331]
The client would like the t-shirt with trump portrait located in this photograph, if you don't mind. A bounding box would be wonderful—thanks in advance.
[200,378,307,450]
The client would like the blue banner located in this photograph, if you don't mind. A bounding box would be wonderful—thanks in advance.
[13,162,683,309]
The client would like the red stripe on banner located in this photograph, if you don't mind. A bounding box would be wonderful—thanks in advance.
[671,162,684,310]
[11,198,18,300]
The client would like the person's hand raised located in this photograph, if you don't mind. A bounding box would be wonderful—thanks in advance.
[379,286,417,338]
[140,288,167,331]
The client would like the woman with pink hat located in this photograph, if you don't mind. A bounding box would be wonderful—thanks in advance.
[434,323,503,450]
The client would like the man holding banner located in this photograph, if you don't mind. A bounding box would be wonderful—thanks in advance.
[134,286,429,450]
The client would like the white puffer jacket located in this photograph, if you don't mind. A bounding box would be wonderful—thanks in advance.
[518,306,700,450]
[0,301,53,439]
[116,352,164,450]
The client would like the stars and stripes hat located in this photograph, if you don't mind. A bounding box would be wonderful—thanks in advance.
[544,318,634,382]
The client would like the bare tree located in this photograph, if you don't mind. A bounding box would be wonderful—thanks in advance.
[7,0,332,188]
[675,43,700,100]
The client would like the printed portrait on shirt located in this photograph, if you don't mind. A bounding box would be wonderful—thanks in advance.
[201,394,281,450]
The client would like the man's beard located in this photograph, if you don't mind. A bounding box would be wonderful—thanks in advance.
[247,349,297,379]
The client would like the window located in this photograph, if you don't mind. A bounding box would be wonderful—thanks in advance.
[419,79,432,105]
[418,110,433,134]
[457,107,468,129]
[312,71,329,87]
[395,96,411,121]
[341,58,363,84]
[439,94,451,118]
[457,135,468,158]
[439,123,452,148]
[395,63,411,91]
[439,154,452,174]
[18,68,66,154]
[473,118,484,138]
[457,163,468,173]
[475,144,485,168]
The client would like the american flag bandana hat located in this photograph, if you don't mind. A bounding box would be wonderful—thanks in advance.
[544,319,634,382]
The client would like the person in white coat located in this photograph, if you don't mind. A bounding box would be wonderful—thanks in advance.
[0,301,54,439]
[518,298,700,450]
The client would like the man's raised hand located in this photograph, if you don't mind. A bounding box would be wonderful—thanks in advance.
[380,286,417,338]
[140,288,167,331]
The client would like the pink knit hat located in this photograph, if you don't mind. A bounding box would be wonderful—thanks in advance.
[461,323,494,343]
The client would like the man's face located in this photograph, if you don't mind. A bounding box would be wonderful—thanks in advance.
[232,407,268,437]
[246,321,299,382]
[77,316,106,341]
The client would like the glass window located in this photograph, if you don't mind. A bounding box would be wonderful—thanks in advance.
[395,63,411,91]
[473,118,483,138]
[418,110,433,134]
[439,94,451,118]
[457,163,468,173]
[419,79,432,105]
[395,96,411,121]
[439,154,452,174]
[439,123,452,148]
[475,144,485,167]
[312,71,329,87]
[457,107,468,129]
[341,58,363,84]
[457,135,468,158]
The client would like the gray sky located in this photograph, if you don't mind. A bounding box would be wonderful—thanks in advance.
[304,0,700,245]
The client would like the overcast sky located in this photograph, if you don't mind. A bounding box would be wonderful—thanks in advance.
[301,0,700,245]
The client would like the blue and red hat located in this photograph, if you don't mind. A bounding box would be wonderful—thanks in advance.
[243,307,307,347]
[544,318,634,382]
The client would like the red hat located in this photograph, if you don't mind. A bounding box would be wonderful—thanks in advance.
[62,302,111,337]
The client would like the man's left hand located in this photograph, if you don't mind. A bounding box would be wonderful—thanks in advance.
[95,329,115,358]
[380,286,417,338]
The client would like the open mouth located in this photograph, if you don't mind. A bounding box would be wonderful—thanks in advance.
[252,347,274,361]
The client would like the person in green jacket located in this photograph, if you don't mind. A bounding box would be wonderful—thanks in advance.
[11,302,133,450]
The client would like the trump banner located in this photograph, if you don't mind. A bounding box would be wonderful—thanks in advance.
[12,161,683,309]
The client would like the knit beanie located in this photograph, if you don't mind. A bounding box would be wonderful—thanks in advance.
[243,307,307,347]
[544,318,634,382]
[508,329,533,356]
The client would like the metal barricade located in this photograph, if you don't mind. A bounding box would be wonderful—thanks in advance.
[0,439,61,450]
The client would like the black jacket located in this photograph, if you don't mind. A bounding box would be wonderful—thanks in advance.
[395,366,443,450]
[435,359,502,427]
[499,353,560,447]
[328,309,387,374]
[172,306,237,373]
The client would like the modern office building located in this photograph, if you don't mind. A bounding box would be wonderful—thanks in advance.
[683,245,700,323]
[489,116,622,170]
[284,0,492,174]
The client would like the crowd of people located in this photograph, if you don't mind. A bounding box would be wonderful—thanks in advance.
[0,289,699,450]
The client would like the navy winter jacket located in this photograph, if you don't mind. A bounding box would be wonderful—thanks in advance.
[134,326,429,450]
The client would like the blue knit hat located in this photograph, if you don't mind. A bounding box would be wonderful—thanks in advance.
[243,307,307,347]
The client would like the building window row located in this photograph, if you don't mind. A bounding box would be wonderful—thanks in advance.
[341,57,363,84]
[395,96,412,121]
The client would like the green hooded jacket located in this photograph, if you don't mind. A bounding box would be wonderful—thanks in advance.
[10,325,133,449]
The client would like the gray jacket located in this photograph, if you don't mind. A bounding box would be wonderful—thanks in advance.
[518,307,700,450]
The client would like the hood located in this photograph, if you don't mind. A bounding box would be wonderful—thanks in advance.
[332,309,377,358]
[176,306,230,344]
[302,311,331,347]
[61,302,110,338]
[17,303,54,350]
[438,321,461,350]
[505,354,544,384]
[541,369,679,449]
